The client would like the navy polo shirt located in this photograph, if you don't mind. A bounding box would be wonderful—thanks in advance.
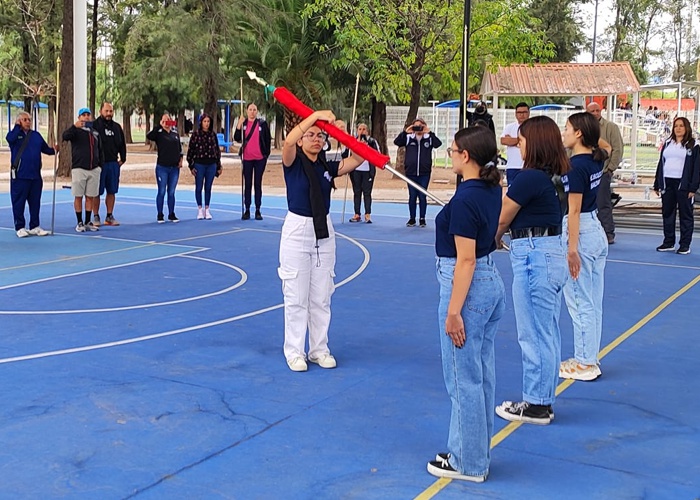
[283,155,339,217]
[563,154,603,213]
[435,179,502,258]
[507,168,562,229]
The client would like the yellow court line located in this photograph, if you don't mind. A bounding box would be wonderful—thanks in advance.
[414,272,700,500]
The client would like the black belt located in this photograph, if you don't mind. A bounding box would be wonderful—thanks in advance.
[510,226,562,239]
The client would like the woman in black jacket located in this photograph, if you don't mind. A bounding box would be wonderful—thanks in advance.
[186,113,221,220]
[393,118,442,227]
[234,103,272,220]
[653,117,700,254]
[146,113,183,223]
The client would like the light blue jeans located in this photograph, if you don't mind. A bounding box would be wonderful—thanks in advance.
[563,211,608,365]
[155,165,180,216]
[509,235,567,406]
[436,255,505,477]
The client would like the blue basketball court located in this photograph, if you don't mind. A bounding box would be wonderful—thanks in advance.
[0,186,698,499]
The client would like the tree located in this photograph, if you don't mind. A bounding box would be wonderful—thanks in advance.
[57,0,73,177]
[528,0,585,62]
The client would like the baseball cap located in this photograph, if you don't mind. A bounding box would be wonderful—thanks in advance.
[77,107,91,117]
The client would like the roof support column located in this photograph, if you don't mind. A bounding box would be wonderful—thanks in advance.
[631,91,639,170]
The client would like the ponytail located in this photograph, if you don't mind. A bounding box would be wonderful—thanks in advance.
[592,145,608,163]
[479,154,502,187]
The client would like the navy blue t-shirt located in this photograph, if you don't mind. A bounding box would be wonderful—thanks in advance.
[563,154,603,213]
[435,179,502,258]
[507,168,562,229]
[283,155,339,217]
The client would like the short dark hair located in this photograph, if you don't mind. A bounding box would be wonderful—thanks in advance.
[514,102,529,110]
[454,126,501,186]
[519,116,569,176]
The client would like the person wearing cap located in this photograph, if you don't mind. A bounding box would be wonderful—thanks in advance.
[6,111,58,238]
[394,118,442,227]
[91,102,126,227]
[468,102,495,134]
[62,108,103,233]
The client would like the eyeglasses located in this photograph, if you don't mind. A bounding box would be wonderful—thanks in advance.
[446,147,463,155]
[302,132,328,142]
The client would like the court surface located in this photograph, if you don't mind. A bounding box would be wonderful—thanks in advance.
[1,185,698,499]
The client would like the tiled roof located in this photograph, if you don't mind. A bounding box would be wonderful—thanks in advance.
[480,62,641,96]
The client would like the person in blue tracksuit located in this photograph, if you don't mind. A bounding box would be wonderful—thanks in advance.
[6,112,58,237]
[394,118,442,227]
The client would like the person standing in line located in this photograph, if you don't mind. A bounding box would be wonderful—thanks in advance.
[187,113,222,220]
[6,112,58,237]
[62,108,103,233]
[147,113,183,223]
[586,102,623,244]
[653,117,700,255]
[347,123,380,223]
[234,103,271,220]
[426,126,505,483]
[559,112,612,381]
[494,116,569,425]
[393,118,442,228]
[279,110,367,372]
[500,102,530,186]
[92,102,126,227]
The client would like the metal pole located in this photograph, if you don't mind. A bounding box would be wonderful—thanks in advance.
[383,164,445,206]
[51,57,61,235]
[240,78,244,217]
[341,72,361,223]
[456,0,472,189]
[592,0,599,64]
[74,0,87,116]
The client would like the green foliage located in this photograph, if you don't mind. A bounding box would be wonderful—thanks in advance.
[526,0,585,62]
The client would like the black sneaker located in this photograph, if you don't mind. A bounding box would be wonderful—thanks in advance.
[168,213,179,223]
[677,246,690,255]
[426,456,487,483]
[419,218,427,227]
[495,401,552,425]
[656,243,675,252]
[242,209,251,220]
[406,218,416,227]
[255,210,263,220]
[157,213,165,224]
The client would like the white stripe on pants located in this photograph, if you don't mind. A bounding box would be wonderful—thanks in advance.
[278,211,336,360]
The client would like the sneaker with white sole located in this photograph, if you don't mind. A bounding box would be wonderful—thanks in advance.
[75,222,86,233]
[197,208,205,220]
[92,214,101,227]
[495,401,552,425]
[656,243,675,252]
[308,353,337,369]
[28,226,50,236]
[85,222,99,232]
[287,357,308,372]
[16,228,30,238]
[205,208,212,220]
[559,358,601,381]
[104,215,120,226]
[426,456,487,483]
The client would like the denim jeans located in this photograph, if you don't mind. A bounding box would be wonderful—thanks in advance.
[509,235,567,406]
[407,174,430,219]
[436,255,505,477]
[194,163,217,207]
[563,212,608,365]
[155,164,180,216]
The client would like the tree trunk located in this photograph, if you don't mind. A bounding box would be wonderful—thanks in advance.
[58,0,74,178]
[88,0,99,114]
[122,106,132,143]
[274,107,285,149]
[406,77,422,127]
[370,97,387,155]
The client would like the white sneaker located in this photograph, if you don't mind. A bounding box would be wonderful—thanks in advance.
[16,228,30,238]
[197,208,204,220]
[308,353,337,369]
[28,226,50,236]
[205,208,212,220]
[287,357,308,372]
[75,222,86,233]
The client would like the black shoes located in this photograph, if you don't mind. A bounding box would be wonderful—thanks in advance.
[242,209,250,220]
[495,401,553,425]
[168,213,179,223]
[656,243,675,252]
[406,218,416,227]
[419,218,427,228]
[255,209,263,220]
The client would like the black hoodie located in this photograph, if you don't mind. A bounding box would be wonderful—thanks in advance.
[62,124,103,170]
[93,116,126,163]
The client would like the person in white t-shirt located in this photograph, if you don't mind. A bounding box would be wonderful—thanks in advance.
[500,102,530,186]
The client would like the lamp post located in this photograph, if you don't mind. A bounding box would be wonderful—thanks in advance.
[456,0,472,189]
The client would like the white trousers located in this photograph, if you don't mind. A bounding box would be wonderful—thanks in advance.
[278,212,336,360]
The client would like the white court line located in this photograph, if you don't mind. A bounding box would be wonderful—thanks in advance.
[0,255,247,314]
[0,249,205,291]
[0,232,371,364]
[606,258,700,271]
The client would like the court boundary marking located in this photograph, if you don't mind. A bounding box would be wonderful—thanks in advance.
[0,231,370,365]
[414,272,700,499]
